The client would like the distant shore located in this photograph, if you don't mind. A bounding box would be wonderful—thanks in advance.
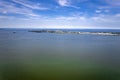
[29,30,120,36]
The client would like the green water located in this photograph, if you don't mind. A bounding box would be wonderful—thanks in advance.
[0,29,120,80]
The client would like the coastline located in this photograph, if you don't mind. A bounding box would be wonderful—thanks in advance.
[29,30,120,36]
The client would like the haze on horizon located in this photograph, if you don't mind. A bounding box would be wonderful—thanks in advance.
[0,0,120,29]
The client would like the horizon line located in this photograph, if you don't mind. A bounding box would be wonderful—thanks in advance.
[0,27,120,30]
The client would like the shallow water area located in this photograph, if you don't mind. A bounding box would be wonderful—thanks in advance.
[0,28,120,80]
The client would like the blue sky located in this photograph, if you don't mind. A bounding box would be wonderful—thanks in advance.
[0,0,120,29]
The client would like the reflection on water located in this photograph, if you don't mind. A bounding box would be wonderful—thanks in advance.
[0,29,120,80]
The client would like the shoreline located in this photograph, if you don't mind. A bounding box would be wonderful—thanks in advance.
[29,30,120,36]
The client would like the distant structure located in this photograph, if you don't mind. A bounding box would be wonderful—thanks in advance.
[13,32,16,34]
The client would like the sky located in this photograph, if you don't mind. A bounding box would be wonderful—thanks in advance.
[0,0,120,29]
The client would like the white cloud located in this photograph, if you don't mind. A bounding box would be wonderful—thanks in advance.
[11,0,48,10]
[1,12,120,29]
[98,6,111,9]
[0,0,40,18]
[57,0,70,6]
[57,0,88,6]
[106,0,120,6]
[104,9,110,12]
[95,10,101,13]
[91,14,120,22]
[57,0,80,9]
[44,14,120,28]
[0,14,120,29]
[95,9,110,13]
[0,15,15,19]
[115,14,120,17]
[55,16,74,20]
[0,0,120,29]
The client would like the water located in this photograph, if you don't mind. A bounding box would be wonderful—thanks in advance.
[0,28,120,80]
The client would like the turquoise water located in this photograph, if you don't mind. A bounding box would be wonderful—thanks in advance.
[0,29,120,80]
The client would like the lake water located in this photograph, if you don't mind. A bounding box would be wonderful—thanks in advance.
[0,28,120,80]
